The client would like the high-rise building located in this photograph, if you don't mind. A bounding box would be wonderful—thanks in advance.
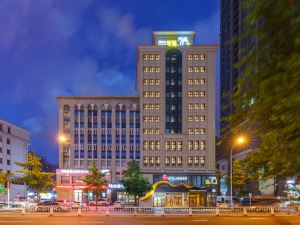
[0,119,30,201]
[137,31,218,207]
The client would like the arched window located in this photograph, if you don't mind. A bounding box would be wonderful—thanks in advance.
[63,105,70,114]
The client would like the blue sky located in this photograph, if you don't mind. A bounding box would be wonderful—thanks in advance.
[0,0,220,163]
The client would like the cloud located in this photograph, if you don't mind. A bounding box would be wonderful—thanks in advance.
[23,117,43,133]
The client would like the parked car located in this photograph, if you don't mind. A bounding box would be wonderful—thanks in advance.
[89,198,108,206]
[71,201,87,209]
[56,200,72,207]
[112,201,124,209]
[35,201,67,212]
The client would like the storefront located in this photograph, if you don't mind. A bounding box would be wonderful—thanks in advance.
[140,174,217,207]
[108,183,135,205]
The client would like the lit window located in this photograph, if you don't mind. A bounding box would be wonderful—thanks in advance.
[143,141,148,150]
[171,116,175,122]
[143,79,148,85]
[149,104,154,110]
[149,91,154,98]
[188,79,193,85]
[155,156,160,164]
[188,67,193,72]
[200,141,205,150]
[143,91,148,98]
[149,67,154,73]
[188,91,193,97]
[155,67,160,73]
[155,79,160,85]
[200,79,205,85]
[177,141,182,151]
[149,156,154,164]
[194,116,199,122]
[143,67,148,72]
[149,141,154,150]
[143,54,148,61]
[194,156,199,164]
[155,116,160,122]
[178,157,182,165]
[200,104,205,109]
[143,156,148,164]
[155,141,160,150]
[188,141,193,150]
[171,157,176,164]
[149,79,154,85]
[188,116,193,122]
[155,129,160,134]
[194,141,199,150]
[155,91,160,98]
[171,79,176,85]
[171,92,176,98]
[165,157,170,164]
[171,105,176,110]
[200,128,205,134]
[149,129,154,134]
[143,116,148,122]
[188,128,193,134]
[149,54,154,60]
[200,66,205,72]
[200,156,205,165]
[188,54,193,60]
[194,54,200,60]
[194,79,199,85]
[143,104,148,110]
[194,103,200,109]
[188,104,193,110]
[188,156,193,164]
[165,141,170,151]
[171,55,177,61]
[155,54,160,60]
[200,54,205,60]
[200,116,205,122]
[194,91,200,97]
[149,116,154,122]
[195,128,200,134]
[155,104,160,110]
[200,91,205,97]
[143,129,148,134]
[194,66,200,72]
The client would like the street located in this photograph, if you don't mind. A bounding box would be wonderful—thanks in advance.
[0,215,299,225]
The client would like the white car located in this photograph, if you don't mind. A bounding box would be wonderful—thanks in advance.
[112,201,124,209]
[71,201,87,209]
[89,199,108,206]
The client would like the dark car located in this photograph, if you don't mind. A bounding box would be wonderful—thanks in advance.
[35,201,67,212]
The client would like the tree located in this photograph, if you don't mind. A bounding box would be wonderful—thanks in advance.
[226,160,251,197]
[14,152,54,202]
[83,162,107,208]
[121,160,152,206]
[0,171,13,196]
[229,0,300,179]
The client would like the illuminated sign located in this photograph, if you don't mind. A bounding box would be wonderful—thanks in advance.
[158,37,191,47]
[56,169,110,174]
[162,174,188,182]
[108,183,124,189]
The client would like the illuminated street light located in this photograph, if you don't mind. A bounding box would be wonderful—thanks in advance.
[58,134,67,143]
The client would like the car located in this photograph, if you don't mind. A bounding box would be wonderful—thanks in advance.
[71,201,87,209]
[89,198,108,206]
[35,201,67,212]
[112,201,124,209]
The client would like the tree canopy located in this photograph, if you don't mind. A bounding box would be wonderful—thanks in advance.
[230,0,300,179]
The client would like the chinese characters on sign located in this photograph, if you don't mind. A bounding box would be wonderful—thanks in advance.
[158,37,191,47]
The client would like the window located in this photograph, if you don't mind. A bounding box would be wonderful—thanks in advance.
[143,67,148,72]
[143,104,148,110]
[165,157,170,164]
[188,141,193,150]
[155,141,160,150]
[155,156,160,164]
[194,66,200,72]
[200,66,205,72]
[195,128,200,134]
[200,91,205,97]
[200,104,205,109]
[155,54,160,60]
[149,116,154,122]
[178,157,182,165]
[155,92,160,98]
[188,128,193,134]
[0,147,2,153]
[155,116,160,122]
[200,141,205,150]
[149,54,154,60]
[171,141,176,151]
[149,156,154,164]
[143,79,148,85]
[149,129,154,134]
[7,160,10,165]
[194,79,199,85]
[143,54,148,61]
[200,156,205,165]
[177,141,182,151]
[143,156,148,164]
[194,141,199,150]
[200,54,205,60]
[200,79,205,84]
[155,67,160,73]
[194,54,200,60]
[194,116,199,122]
[200,116,205,122]
[188,79,193,85]
[149,91,154,98]
[194,156,199,164]
[143,141,148,150]
[143,129,148,134]
[149,79,154,85]
[171,157,176,165]
[7,149,10,155]
[7,139,10,145]
[165,141,170,151]
[143,116,148,122]
[188,67,193,72]
[188,116,193,122]
[194,103,200,110]
[188,104,193,110]
[171,92,176,98]
[148,104,153,110]
[155,104,160,110]
[171,105,176,110]
[143,91,148,98]
[149,67,154,72]
[188,156,193,164]
[155,129,160,134]
[200,128,205,134]
[188,91,193,97]
[155,79,160,85]
[188,54,193,60]
[7,127,11,134]
[194,91,199,97]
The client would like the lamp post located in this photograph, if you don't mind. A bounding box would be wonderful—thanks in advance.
[230,136,246,206]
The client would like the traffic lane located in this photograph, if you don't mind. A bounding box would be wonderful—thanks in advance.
[0,216,300,225]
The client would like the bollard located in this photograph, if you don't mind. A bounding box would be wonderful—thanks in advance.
[215,207,220,216]
[78,207,82,216]
[270,207,275,216]
[134,207,137,216]
[243,207,247,216]
[161,207,165,217]
[21,206,25,216]
[106,207,109,216]
[298,206,300,216]
[189,207,192,216]
[49,207,54,216]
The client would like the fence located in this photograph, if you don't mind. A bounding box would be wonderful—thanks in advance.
[17,206,300,216]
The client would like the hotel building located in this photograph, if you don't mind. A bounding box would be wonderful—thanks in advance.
[57,31,218,206]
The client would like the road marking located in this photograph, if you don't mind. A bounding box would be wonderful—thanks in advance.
[0,222,33,223]
[193,219,208,222]
[249,218,267,220]
[80,222,104,224]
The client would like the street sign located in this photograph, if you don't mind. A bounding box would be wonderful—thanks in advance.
[0,184,5,190]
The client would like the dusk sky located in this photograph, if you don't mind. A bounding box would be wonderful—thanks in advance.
[0,0,220,163]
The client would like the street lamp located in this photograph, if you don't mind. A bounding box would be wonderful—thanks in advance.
[230,135,247,206]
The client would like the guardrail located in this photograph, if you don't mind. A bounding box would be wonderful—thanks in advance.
[15,206,300,217]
